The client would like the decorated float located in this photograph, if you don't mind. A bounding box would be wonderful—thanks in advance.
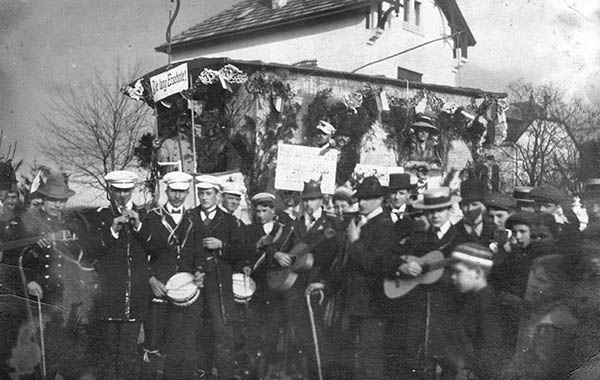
[123,57,511,200]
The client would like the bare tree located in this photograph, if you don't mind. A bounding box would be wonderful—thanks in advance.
[508,81,600,191]
[40,62,152,191]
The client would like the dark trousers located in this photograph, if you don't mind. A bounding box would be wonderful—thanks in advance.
[89,320,142,380]
[202,272,235,379]
[144,299,202,380]
[349,316,384,380]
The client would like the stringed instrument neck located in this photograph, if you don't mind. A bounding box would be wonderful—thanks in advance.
[0,230,75,253]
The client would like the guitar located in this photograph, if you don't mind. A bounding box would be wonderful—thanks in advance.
[383,250,456,299]
[0,230,77,253]
[266,227,336,293]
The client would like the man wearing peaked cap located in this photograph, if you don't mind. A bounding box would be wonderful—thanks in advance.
[530,185,580,246]
[512,186,535,212]
[484,193,516,230]
[134,170,199,379]
[325,176,395,379]
[179,172,245,380]
[87,169,150,380]
[220,181,246,221]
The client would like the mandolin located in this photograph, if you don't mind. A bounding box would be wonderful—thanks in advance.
[383,250,455,299]
[0,230,76,254]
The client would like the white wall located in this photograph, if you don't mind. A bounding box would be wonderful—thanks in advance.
[172,0,461,86]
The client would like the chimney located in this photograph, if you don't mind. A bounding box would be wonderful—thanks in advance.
[272,0,288,9]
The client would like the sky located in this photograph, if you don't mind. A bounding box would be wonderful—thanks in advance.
[0,0,598,167]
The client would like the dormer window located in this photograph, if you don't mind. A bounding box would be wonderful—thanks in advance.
[403,0,422,33]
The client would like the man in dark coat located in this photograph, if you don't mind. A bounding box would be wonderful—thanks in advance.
[136,171,199,380]
[180,174,245,380]
[326,176,395,380]
[386,173,415,242]
[386,187,463,379]
[87,170,150,380]
[454,178,495,247]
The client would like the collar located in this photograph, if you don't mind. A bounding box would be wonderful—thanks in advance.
[201,206,217,220]
[365,206,384,222]
[305,207,323,221]
[166,202,184,213]
[118,200,134,213]
[391,204,407,214]
[435,221,452,238]
[263,221,274,235]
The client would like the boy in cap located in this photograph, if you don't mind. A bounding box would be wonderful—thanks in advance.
[450,243,509,380]
[135,171,200,380]
[87,170,150,380]
[180,174,244,380]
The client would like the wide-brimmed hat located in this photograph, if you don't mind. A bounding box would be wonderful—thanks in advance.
[355,176,387,199]
[411,112,440,135]
[412,187,461,210]
[388,173,414,192]
[460,178,486,203]
[301,180,323,200]
[36,173,75,199]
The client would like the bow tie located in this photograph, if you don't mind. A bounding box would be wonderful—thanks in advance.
[170,209,181,214]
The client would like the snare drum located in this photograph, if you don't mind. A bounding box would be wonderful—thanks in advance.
[165,272,200,307]
[232,273,256,304]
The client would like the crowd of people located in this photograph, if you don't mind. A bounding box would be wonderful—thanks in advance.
[1,161,600,380]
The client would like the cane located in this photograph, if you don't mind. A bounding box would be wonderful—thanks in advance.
[36,295,47,378]
[306,292,324,380]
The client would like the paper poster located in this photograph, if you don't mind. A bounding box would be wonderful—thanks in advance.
[352,164,404,186]
[274,143,338,194]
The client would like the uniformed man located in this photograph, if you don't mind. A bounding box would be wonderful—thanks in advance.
[137,171,201,380]
[180,175,245,380]
[87,170,150,380]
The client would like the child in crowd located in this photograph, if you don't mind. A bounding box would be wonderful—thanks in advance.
[450,242,510,380]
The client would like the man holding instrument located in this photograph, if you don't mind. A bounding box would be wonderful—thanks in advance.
[266,180,338,379]
[136,171,200,380]
[386,186,463,379]
[180,174,244,380]
[87,170,150,380]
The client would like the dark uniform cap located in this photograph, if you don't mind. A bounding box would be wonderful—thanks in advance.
[529,186,567,205]
[505,211,539,230]
[484,193,517,211]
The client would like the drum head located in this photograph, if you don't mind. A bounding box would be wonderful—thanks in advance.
[166,272,199,306]
[232,273,256,303]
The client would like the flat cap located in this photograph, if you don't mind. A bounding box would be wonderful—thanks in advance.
[452,243,494,268]
[529,186,567,205]
[251,192,276,206]
[505,211,539,229]
[484,193,517,211]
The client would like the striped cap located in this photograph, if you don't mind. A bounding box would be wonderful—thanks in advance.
[451,242,493,268]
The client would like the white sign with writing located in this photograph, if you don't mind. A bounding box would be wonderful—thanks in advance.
[275,143,338,194]
[353,164,404,186]
[150,63,189,102]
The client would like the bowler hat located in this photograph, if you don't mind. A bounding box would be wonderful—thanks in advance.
[412,187,461,210]
[388,173,413,192]
[301,180,323,200]
[460,178,486,203]
[355,177,387,199]
[36,173,75,199]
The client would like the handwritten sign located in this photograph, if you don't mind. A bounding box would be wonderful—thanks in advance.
[275,144,338,194]
[150,63,189,102]
[353,164,404,186]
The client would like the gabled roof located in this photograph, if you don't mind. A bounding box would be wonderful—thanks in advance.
[156,0,476,53]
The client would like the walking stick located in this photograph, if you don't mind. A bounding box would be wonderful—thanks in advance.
[306,292,324,380]
[37,296,47,378]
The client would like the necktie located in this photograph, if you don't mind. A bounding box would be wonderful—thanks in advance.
[171,209,181,214]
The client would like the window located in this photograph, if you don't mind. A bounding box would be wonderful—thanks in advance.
[403,0,410,22]
[414,0,421,26]
[397,67,422,82]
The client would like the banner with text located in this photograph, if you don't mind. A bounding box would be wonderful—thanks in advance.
[275,143,338,194]
[150,63,189,102]
[353,164,404,186]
